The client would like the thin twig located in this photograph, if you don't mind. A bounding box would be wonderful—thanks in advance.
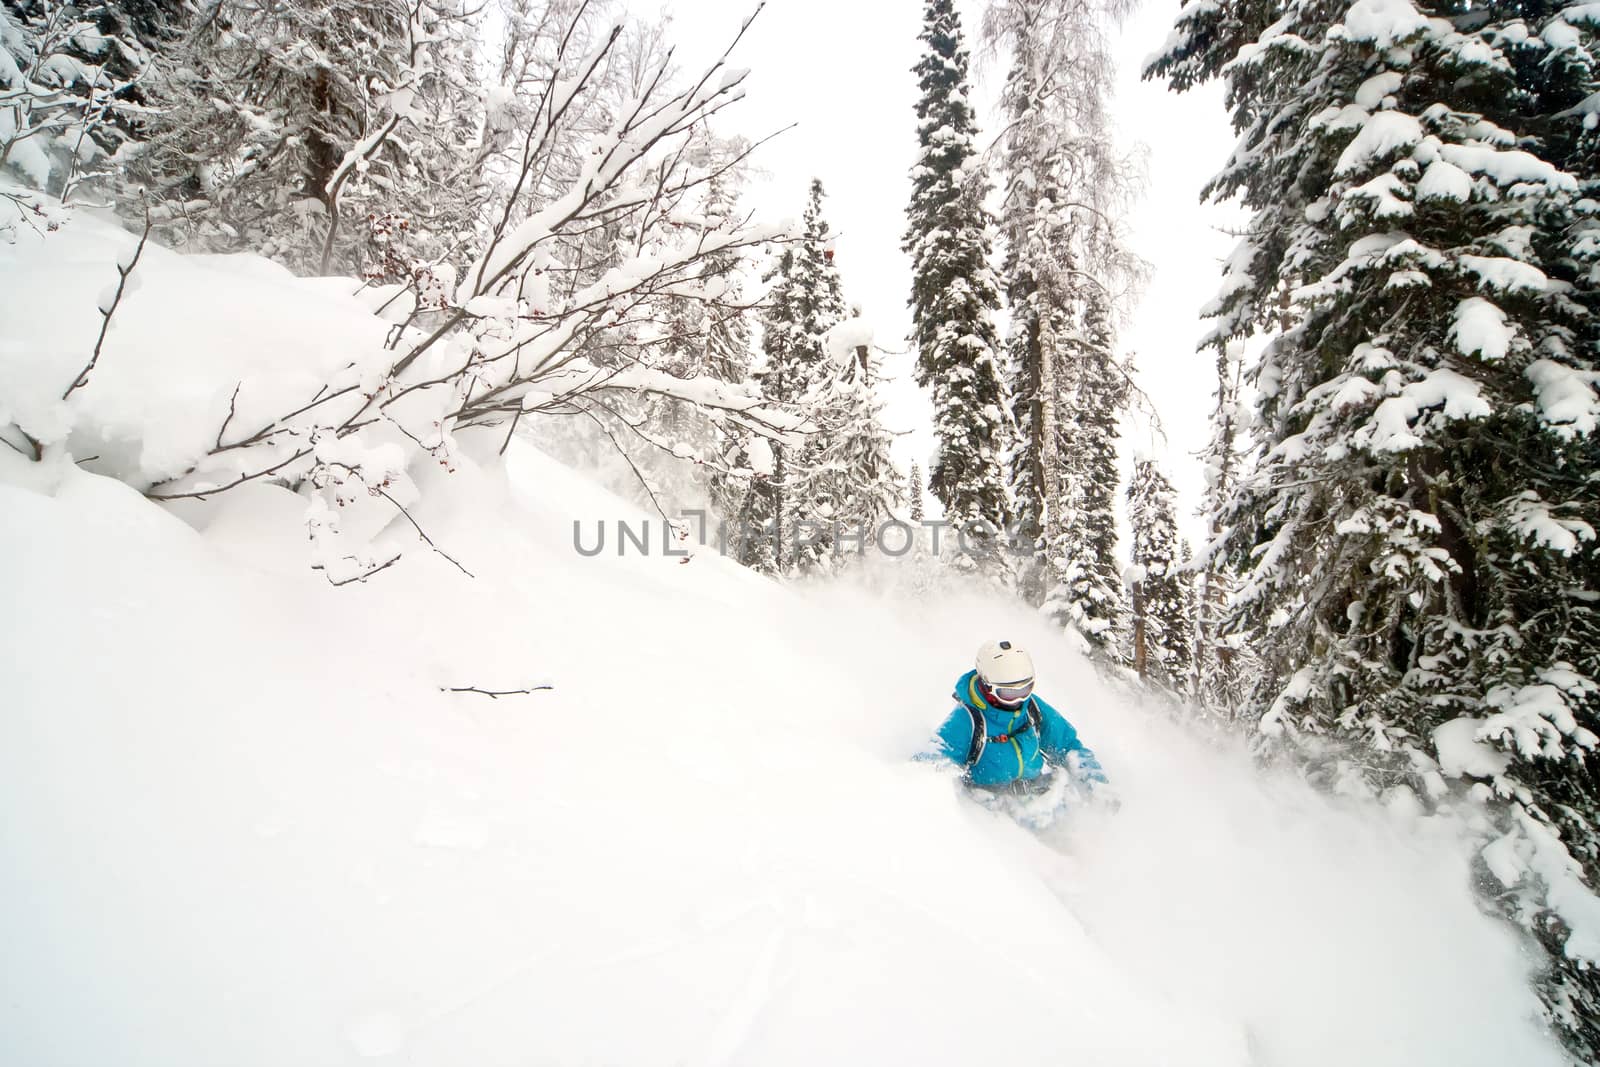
[573,401,675,526]
[439,685,553,699]
[499,405,523,456]
[215,382,242,449]
[64,209,152,400]
[376,487,475,578]
[1,189,49,236]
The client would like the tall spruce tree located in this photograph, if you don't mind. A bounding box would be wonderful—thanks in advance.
[1151,0,1600,1051]
[738,246,797,573]
[1127,457,1195,690]
[904,0,1009,554]
[1047,286,1129,641]
[1193,341,1252,714]
[816,320,905,553]
[741,179,850,574]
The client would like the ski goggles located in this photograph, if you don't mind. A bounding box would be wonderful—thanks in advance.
[987,679,1035,705]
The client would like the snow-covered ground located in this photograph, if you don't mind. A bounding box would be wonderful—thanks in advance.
[0,204,1568,1066]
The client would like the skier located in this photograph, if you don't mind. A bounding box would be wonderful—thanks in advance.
[929,640,1107,801]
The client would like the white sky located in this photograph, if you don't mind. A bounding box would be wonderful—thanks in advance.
[637,0,1239,542]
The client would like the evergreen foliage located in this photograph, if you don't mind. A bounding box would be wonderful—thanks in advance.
[1046,291,1129,642]
[1151,0,1600,1049]
[818,324,905,550]
[1192,342,1254,713]
[1127,457,1195,690]
[743,180,901,574]
[903,0,1009,553]
[742,182,844,572]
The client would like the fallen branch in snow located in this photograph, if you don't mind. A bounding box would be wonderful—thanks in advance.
[63,210,151,401]
[439,685,554,699]
[375,487,475,579]
[314,552,403,586]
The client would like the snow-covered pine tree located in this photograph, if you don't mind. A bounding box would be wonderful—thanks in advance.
[733,402,782,573]
[741,179,849,573]
[123,0,483,276]
[1127,456,1194,691]
[984,0,1140,652]
[1151,0,1600,1050]
[816,313,905,553]
[1192,341,1252,714]
[1046,284,1129,643]
[903,0,1009,558]
[908,462,925,523]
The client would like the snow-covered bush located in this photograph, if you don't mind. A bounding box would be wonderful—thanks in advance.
[0,1,171,199]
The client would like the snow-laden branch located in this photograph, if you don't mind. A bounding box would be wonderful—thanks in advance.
[144,4,794,525]
[458,33,755,299]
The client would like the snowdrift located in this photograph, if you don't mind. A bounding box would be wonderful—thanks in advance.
[0,205,1568,1066]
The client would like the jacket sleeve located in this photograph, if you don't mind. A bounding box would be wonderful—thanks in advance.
[916,706,975,766]
[1034,696,1108,784]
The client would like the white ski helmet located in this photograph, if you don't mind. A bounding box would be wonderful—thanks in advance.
[975,639,1035,697]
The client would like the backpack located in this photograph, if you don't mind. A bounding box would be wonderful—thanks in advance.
[964,699,1043,769]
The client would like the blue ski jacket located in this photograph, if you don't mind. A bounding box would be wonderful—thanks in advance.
[931,670,1106,789]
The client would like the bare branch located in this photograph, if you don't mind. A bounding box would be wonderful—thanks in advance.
[573,400,676,526]
[147,445,313,501]
[375,487,475,578]
[439,685,553,699]
[64,210,152,401]
[315,552,403,586]
[215,383,243,449]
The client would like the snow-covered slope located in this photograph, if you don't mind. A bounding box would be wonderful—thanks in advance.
[0,206,1567,1066]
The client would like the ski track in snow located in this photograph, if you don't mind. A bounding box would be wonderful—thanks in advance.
[699,923,788,1067]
